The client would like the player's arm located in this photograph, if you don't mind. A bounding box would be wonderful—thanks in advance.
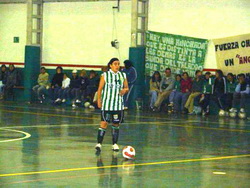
[97,75,105,109]
[120,79,129,96]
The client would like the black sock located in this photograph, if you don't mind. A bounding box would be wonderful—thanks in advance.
[112,126,120,145]
[97,128,106,144]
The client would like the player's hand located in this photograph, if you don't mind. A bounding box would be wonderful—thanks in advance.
[97,99,102,109]
[120,89,127,96]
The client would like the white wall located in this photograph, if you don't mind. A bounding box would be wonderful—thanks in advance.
[0,4,26,64]
[148,0,250,69]
[43,1,131,67]
[1,0,250,70]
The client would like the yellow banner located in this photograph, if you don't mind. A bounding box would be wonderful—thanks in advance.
[213,33,250,75]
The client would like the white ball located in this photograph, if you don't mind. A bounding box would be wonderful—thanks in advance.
[219,110,225,116]
[122,146,135,160]
[84,102,90,108]
[238,112,246,119]
[229,112,237,118]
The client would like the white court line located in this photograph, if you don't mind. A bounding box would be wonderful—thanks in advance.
[0,128,31,143]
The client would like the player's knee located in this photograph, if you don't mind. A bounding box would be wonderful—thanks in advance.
[100,121,108,129]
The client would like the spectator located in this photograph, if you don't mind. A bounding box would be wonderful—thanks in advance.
[152,68,174,111]
[49,66,64,101]
[3,64,21,99]
[70,69,81,107]
[230,74,250,114]
[225,73,237,112]
[199,72,214,116]
[86,70,99,101]
[32,67,49,103]
[213,69,227,115]
[173,72,192,113]
[122,60,137,110]
[55,73,71,103]
[0,65,8,99]
[90,67,108,109]
[78,69,89,104]
[184,70,203,114]
[149,71,161,109]
[168,74,181,107]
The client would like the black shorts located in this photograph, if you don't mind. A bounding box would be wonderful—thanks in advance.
[101,111,124,124]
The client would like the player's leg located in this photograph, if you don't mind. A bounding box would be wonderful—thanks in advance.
[95,111,109,152]
[111,111,124,152]
[111,124,120,151]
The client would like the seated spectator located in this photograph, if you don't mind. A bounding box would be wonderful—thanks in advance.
[0,65,8,99]
[89,67,109,109]
[70,69,81,107]
[152,68,174,111]
[86,70,99,101]
[49,66,64,101]
[199,72,214,116]
[168,74,181,107]
[32,67,49,103]
[78,69,89,104]
[184,70,203,114]
[173,72,192,113]
[55,73,70,103]
[3,64,21,99]
[149,71,161,109]
[230,74,250,114]
[122,60,137,110]
[225,73,237,112]
[213,70,227,115]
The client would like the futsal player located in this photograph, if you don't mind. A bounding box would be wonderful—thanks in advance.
[95,58,129,152]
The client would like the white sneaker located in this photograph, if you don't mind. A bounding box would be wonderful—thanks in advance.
[72,103,76,108]
[229,108,237,113]
[62,99,66,103]
[55,98,61,103]
[89,105,95,109]
[219,109,225,116]
[124,107,128,110]
[112,144,119,152]
[240,108,245,113]
[76,99,81,103]
[95,143,102,152]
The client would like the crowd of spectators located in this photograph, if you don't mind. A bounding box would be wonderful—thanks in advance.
[149,68,250,116]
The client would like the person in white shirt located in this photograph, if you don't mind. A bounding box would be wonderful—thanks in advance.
[55,73,71,103]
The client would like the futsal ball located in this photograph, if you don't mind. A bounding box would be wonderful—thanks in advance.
[84,102,90,108]
[229,112,237,118]
[238,112,246,119]
[219,110,225,117]
[122,146,135,160]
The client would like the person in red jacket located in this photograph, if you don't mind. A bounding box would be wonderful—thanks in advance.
[173,72,192,113]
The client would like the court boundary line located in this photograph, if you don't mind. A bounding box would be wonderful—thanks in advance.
[0,154,249,177]
[0,128,31,143]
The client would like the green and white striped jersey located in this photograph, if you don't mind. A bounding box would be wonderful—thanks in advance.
[101,70,127,111]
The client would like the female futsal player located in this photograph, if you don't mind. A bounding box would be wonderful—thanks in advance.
[95,58,129,152]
